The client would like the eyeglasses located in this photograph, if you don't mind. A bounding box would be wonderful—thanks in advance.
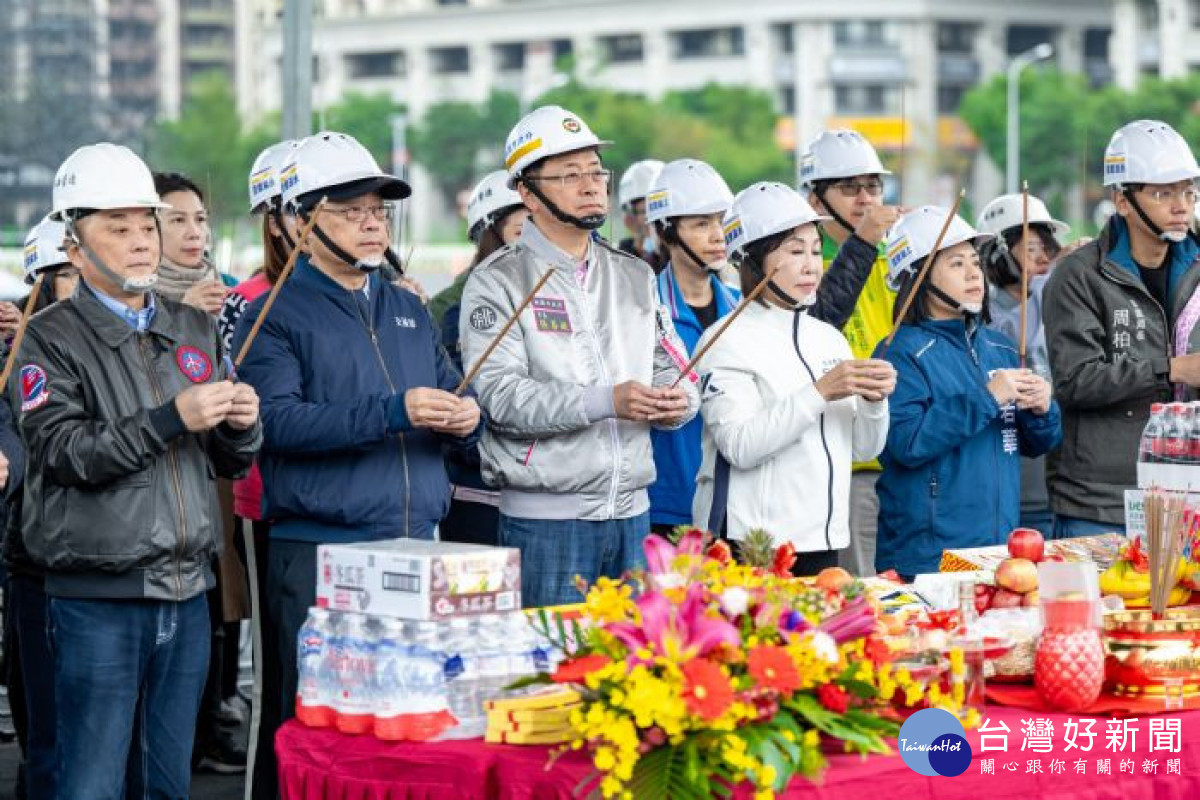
[324,205,394,223]
[526,169,613,189]
[1022,239,1061,259]
[830,179,884,198]
[1138,185,1200,206]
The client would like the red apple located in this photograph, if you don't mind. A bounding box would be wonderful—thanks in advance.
[995,558,1039,593]
[990,588,1026,609]
[1008,528,1045,562]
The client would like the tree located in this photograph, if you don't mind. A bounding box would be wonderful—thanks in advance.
[319,92,405,169]
[148,72,261,224]
[408,90,519,205]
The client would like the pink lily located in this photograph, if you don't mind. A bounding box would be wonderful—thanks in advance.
[643,529,705,575]
[605,584,740,663]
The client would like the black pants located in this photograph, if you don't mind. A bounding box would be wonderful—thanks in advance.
[243,519,280,800]
[439,498,499,547]
[267,539,320,732]
[790,548,842,577]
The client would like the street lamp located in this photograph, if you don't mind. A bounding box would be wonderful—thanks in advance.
[1006,43,1054,194]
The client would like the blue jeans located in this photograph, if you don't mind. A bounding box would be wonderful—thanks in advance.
[1052,515,1122,540]
[1018,508,1056,537]
[49,594,210,800]
[10,575,56,800]
[498,513,649,608]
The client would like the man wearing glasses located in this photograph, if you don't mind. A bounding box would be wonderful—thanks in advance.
[800,129,902,577]
[459,106,699,608]
[233,131,481,735]
[1044,119,1200,539]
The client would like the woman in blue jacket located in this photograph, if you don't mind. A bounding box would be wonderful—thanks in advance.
[873,207,1062,578]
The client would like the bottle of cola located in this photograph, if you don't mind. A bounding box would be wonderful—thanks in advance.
[1140,403,1166,464]
[1163,404,1190,464]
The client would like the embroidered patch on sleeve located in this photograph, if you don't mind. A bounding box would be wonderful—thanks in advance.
[469,305,498,331]
[19,365,49,412]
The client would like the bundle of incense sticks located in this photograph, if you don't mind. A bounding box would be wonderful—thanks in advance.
[1143,488,1187,616]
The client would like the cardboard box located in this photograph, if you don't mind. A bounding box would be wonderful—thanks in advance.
[938,533,1125,574]
[1137,461,1200,492]
[316,538,521,620]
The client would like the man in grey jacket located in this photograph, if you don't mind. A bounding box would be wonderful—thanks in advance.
[460,106,699,608]
[19,143,261,797]
[1044,120,1200,538]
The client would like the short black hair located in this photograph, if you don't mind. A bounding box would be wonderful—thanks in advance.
[153,171,205,204]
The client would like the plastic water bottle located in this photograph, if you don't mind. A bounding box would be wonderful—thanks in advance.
[332,612,375,735]
[503,612,538,680]
[404,620,452,740]
[440,617,484,740]
[372,617,411,740]
[474,614,511,704]
[295,608,335,727]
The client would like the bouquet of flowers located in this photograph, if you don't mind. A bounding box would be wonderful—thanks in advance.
[529,528,969,799]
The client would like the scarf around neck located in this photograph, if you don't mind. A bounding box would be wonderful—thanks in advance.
[156,255,220,302]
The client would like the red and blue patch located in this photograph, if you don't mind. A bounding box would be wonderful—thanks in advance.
[176,345,213,383]
[19,365,49,412]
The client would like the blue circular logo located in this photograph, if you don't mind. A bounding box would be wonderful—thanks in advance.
[898,708,972,777]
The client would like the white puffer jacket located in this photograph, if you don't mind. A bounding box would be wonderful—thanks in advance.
[691,302,888,551]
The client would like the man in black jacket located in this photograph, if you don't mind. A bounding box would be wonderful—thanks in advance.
[17,143,261,797]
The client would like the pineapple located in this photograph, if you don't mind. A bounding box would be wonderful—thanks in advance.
[792,587,839,624]
[738,528,778,570]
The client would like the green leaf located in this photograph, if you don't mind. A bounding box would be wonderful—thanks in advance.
[503,673,553,691]
[838,679,878,700]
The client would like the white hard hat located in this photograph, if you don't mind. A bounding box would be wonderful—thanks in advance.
[504,105,611,187]
[722,182,830,261]
[50,143,168,221]
[248,139,300,214]
[23,216,71,284]
[799,129,891,188]
[280,131,411,210]
[466,170,524,241]
[976,194,1069,240]
[885,206,993,291]
[618,159,665,210]
[1103,120,1200,187]
[645,159,734,225]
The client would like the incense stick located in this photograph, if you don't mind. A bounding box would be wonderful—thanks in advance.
[881,190,966,355]
[234,198,327,368]
[455,268,555,396]
[1019,182,1030,368]
[669,261,785,389]
[0,273,45,392]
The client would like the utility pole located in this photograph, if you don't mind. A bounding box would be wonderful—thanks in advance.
[281,0,314,139]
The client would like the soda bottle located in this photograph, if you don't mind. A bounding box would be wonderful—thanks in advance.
[373,617,412,740]
[1187,406,1200,467]
[1140,403,1166,464]
[1163,404,1189,464]
[295,608,336,727]
[333,612,375,735]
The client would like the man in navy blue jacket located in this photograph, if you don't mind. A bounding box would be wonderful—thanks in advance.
[233,132,481,736]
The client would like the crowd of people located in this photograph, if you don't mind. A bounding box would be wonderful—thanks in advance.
[0,106,1196,799]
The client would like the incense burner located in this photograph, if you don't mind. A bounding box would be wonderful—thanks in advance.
[1103,609,1200,698]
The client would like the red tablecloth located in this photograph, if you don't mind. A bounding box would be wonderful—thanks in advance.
[277,704,1200,800]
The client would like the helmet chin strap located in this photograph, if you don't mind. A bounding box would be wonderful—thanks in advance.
[305,213,382,273]
[273,206,297,250]
[815,185,857,240]
[67,217,158,293]
[521,178,606,231]
[928,283,981,317]
[664,222,723,274]
[1123,187,1184,243]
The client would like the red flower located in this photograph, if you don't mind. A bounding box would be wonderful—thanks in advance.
[770,543,797,578]
[864,636,892,667]
[747,646,802,695]
[551,654,611,684]
[817,683,850,714]
[681,659,734,720]
[706,539,733,566]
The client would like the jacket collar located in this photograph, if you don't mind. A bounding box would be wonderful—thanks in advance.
[292,256,378,311]
[914,316,981,352]
[657,263,738,326]
[519,217,594,273]
[75,281,179,349]
[1099,216,1200,314]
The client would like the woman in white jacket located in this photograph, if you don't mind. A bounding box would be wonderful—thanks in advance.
[692,183,896,575]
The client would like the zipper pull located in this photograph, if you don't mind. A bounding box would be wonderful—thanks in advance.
[930,473,939,497]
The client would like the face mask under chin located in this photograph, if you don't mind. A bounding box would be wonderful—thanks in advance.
[123,274,159,292]
[1161,230,1188,243]
[798,292,818,308]
[354,257,384,272]
[960,301,983,315]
